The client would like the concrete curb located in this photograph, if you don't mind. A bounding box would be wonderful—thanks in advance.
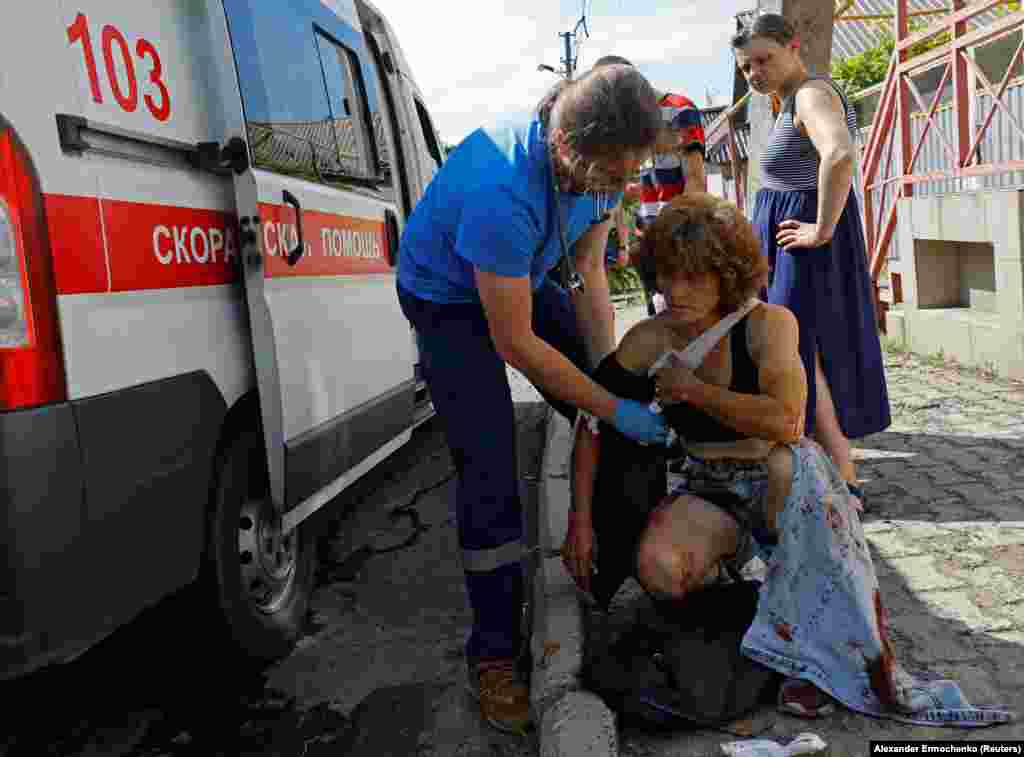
[530,407,618,756]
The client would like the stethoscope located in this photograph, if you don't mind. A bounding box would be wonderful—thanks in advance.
[550,160,614,295]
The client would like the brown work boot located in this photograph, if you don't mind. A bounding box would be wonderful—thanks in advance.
[466,658,532,733]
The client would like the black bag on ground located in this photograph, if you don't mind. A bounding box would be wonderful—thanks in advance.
[584,579,781,730]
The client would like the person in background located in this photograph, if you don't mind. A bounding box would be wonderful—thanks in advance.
[592,55,708,317]
[732,13,891,511]
[605,203,632,269]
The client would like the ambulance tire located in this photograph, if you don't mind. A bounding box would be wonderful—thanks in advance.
[208,430,316,663]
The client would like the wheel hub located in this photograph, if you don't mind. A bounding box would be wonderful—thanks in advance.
[238,497,298,614]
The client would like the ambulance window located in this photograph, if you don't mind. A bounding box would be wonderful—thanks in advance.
[223,0,378,187]
[368,98,391,183]
[414,98,443,170]
[315,32,372,178]
[364,32,409,213]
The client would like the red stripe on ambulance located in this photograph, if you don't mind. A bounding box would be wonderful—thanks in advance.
[43,195,390,294]
[44,194,109,295]
[105,199,239,291]
[258,203,389,278]
[45,194,238,293]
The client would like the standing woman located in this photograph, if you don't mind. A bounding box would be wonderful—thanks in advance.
[396,64,667,733]
[732,14,891,507]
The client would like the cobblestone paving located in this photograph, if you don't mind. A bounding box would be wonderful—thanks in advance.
[586,344,1024,756]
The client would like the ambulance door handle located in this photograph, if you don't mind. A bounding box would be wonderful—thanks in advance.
[385,209,399,267]
[282,190,305,266]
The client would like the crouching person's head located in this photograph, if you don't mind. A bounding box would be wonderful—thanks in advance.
[631,194,769,324]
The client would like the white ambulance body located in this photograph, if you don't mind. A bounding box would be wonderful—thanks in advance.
[0,0,444,679]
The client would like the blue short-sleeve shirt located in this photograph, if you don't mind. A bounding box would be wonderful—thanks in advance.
[397,119,621,304]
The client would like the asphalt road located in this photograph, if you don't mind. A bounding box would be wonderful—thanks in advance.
[0,302,646,757]
[1,398,548,757]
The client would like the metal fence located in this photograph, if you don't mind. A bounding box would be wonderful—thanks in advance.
[856,77,1024,267]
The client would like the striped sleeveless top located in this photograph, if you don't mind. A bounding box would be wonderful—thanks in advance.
[761,77,859,192]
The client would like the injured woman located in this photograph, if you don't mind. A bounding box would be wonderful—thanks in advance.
[561,192,1013,726]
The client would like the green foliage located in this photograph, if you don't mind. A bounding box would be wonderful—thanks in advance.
[607,265,644,295]
[831,16,956,96]
[832,32,896,95]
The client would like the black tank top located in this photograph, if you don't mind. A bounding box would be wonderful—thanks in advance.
[662,315,760,443]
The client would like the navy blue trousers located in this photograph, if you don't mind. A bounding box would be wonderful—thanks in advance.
[753,188,891,439]
[397,279,587,662]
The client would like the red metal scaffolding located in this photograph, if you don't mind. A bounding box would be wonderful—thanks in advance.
[861,0,1024,304]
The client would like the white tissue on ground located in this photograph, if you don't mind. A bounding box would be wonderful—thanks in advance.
[720,733,828,757]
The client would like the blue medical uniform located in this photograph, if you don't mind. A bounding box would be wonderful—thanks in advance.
[397,118,618,663]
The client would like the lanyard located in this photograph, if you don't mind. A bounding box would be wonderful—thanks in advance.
[554,183,585,294]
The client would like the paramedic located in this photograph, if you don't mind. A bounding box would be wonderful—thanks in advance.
[396,64,665,732]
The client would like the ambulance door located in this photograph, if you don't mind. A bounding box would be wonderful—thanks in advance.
[218,0,415,513]
[356,2,442,206]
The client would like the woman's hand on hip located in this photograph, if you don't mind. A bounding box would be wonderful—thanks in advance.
[561,510,595,595]
[777,219,831,251]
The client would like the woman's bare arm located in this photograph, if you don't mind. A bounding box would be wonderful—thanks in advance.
[563,419,600,593]
[800,82,855,239]
[683,150,706,194]
[748,305,807,439]
[563,319,671,591]
[571,420,600,519]
[568,318,670,516]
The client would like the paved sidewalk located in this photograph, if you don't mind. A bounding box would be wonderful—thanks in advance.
[536,304,1024,756]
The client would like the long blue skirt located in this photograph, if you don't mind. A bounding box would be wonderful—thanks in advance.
[753,188,891,439]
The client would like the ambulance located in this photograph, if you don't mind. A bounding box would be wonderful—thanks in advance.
[0,0,445,679]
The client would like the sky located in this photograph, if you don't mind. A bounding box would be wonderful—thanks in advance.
[369,0,754,146]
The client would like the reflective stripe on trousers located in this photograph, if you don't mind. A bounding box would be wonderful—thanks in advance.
[397,280,587,662]
[462,540,526,574]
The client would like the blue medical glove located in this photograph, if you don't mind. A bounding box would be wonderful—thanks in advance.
[611,399,669,446]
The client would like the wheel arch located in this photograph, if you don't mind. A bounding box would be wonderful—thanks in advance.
[204,389,263,551]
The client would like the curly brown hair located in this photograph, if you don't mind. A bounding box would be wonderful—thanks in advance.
[632,193,769,313]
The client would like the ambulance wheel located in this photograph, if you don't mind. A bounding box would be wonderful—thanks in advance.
[209,430,316,662]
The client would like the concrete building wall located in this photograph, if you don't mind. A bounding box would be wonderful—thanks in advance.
[887,191,1024,379]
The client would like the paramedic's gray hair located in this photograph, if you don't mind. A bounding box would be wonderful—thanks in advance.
[537,64,660,162]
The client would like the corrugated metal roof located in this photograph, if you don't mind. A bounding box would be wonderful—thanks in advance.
[701,106,727,129]
[738,2,1004,64]
[707,121,751,163]
[835,0,947,61]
